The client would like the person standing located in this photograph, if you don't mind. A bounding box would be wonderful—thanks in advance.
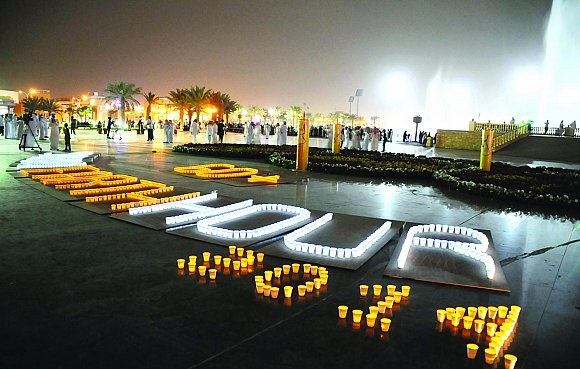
[49,114,60,150]
[190,119,199,143]
[217,120,225,143]
[63,123,71,151]
[167,120,174,143]
[279,121,288,145]
[106,117,113,138]
[544,120,549,134]
[246,122,253,144]
[163,120,171,143]
[146,116,154,141]
[265,122,271,140]
[70,119,76,135]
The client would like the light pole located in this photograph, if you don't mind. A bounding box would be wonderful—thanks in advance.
[355,89,363,117]
[348,96,354,115]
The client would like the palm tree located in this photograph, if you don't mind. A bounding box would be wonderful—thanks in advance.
[65,106,77,122]
[141,91,160,119]
[78,106,94,122]
[104,81,142,128]
[21,96,43,113]
[223,99,239,124]
[39,98,62,117]
[287,105,303,127]
[167,88,189,123]
[370,116,380,126]
[209,91,232,121]
[187,86,212,123]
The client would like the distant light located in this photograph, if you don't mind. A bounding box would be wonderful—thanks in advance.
[29,88,38,94]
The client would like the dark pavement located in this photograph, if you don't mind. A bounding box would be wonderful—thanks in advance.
[1,130,578,369]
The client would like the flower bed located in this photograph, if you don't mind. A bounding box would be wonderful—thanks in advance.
[173,144,580,208]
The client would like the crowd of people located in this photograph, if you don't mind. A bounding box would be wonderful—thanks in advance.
[1,112,71,151]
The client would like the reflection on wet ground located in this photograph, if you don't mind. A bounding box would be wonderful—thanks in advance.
[0,129,578,369]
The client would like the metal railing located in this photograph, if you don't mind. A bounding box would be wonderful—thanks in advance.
[491,124,529,151]
[530,126,579,137]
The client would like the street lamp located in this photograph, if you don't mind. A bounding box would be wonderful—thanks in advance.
[355,89,363,117]
[348,96,354,115]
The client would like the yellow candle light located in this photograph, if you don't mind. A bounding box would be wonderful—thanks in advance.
[282,265,291,275]
[359,284,369,297]
[377,301,388,314]
[466,343,479,359]
[292,263,300,273]
[313,278,322,290]
[478,306,488,320]
[188,263,196,273]
[498,306,509,318]
[236,247,244,257]
[436,309,446,323]
[188,255,197,264]
[202,252,211,262]
[176,259,186,269]
[373,284,383,296]
[240,258,248,268]
[463,316,474,330]
[232,260,241,271]
[467,306,477,318]
[270,286,280,299]
[310,265,318,275]
[246,250,254,258]
[401,285,411,297]
[455,306,466,318]
[303,264,311,274]
[385,296,395,309]
[263,284,271,297]
[198,265,207,276]
[487,322,498,337]
[223,258,231,268]
[283,286,293,298]
[366,314,377,328]
[209,268,217,280]
[256,253,264,263]
[484,348,497,364]
[214,255,222,265]
[305,281,314,293]
[264,270,273,282]
[488,306,499,320]
[297,285,307,296]
[369,306,379,315]
[338,305,349,319]
[352,309,363,323]
[474,319,485,334]
[386,284,396,295]
[273,267,282,278]
[228,245,236,254]
[380,318,391,332]
[256,282,265,294]
[504,354,517,369]
[451,313,461,327]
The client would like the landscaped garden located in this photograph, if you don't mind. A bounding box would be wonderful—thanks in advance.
[173,143,580,209]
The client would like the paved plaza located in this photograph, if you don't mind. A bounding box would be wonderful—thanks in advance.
[1,128,578,369]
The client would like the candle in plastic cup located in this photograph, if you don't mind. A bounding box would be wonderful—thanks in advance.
[297,285,307,296]
[504,354,517,369]
[467,306,477,318]
[263,285,271,296]
[255,276,264,283]
[463,316,474,330]
[366,314,377,328]
[246,249,254,258]
[214,255,222,265]
[493,332,506,345]
[338,305,348,319]
[369,306,379,315]
[177,259,186,268]
[188,263,196,273]
[232,260,241,271]
[283,286,293,298]
[292,263,300,273]
[488,306,498,319]
[380,318,391,332]
[378,301,388,314]
[228,245,236,254]
[283,265,291,275]
[247,256,255,265]
[241,258,248,268]
[352,309,363,323]
[236,247,244,257]
[310,265,318,275]
[314,278,322,290]
[466,343,478,359]
[198,265,207,276]
[270,287,280,298]
[484,348,497,364]
[264,270,273,282]
[373,284,383,296]
[498,306,509,318]
[489,341,501,354]
[385,296,395,309]
[393,291,402,303]
[303,264,311,274]
[318,266,327,273]
[320,276,329,285]
[445,307,456,320]
[510,305,521,315]
[359,284,369,297]
[188,255,197,264]
[274,267,282,278]
[305,281,314,292]
[451,313,461,327]
[436,309,446,323]
[474,319,485,334]
[487,322,498,337]
[401,285,411,297]
[209,268,217,280]
[455,306,466,318]
[223,258,231,268]
[256,253,264,262]
[202,252,211,262]
[478,306,488,320]
[386,284,396,295]
[256,282,264,294]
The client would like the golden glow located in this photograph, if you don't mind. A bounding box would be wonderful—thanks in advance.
[174,164,259,179]
[29,88,37,95]
[247,174,280,184]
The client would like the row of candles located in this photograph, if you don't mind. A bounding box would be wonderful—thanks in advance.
[174,163,280,183]
[16,152,96,170]
[20,164,97,177]
[177,246,266,280]
[436,305,521,368]
[336,283,411,333]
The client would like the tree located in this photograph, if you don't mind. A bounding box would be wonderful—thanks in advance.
[65,106,78,122]
[223,99,239,124]
[370,116,380,125]
[104,81,142,128]
[186,86,212,123]
[78,106,94,122]
[21,96,43,113]
[39,98,62,117]
[287,105,303,127]
[142,91,160,119]
[167,88,189,123]
[209,91,233,121]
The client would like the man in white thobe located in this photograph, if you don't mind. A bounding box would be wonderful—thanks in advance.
[279,122,288,145]
[49,114,60,150]
[190,119,200,143]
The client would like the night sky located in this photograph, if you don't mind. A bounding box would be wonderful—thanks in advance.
[3,0,571,129]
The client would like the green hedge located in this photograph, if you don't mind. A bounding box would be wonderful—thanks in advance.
[173,143,579,208]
